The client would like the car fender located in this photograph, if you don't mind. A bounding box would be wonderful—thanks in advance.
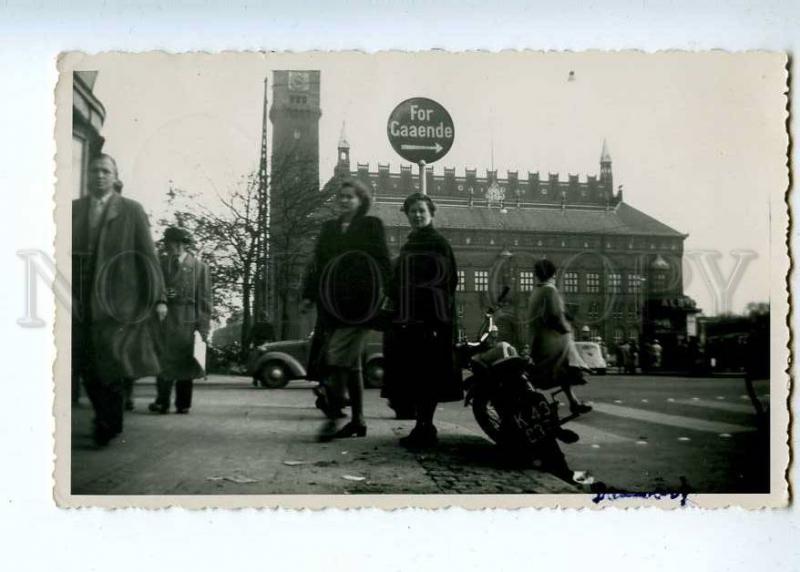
[363,351,384,365]
[254,351,306,379]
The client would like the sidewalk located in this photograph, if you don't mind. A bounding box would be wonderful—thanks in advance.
[70,377,579,496]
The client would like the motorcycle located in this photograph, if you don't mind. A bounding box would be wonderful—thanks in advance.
[457,288,587,474]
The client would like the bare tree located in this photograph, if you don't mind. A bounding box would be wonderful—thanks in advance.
[158,145,339,354]
[267,146,337,339]
[157,172,262,355]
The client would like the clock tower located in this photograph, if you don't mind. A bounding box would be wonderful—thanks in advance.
[269,70,321,191]
[267,70,322,338]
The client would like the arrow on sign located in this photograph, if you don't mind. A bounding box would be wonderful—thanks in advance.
[400,143,444,153]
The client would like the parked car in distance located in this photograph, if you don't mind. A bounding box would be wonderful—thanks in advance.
[574,341,608,375]
[247,332,385,389]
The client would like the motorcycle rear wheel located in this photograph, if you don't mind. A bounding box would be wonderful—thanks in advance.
[472,387,571,477]
[470,386,505,445]
[472,384,560,454]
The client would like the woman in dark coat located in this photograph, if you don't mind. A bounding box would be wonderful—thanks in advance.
[301,179,391,441]
[383,192,462,448]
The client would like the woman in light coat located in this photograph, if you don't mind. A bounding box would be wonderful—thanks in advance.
[527,258,592,415]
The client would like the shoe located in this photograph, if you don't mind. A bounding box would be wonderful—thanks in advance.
[175,408,190,414]
[399,424,438,449]
[148,402,168,414]
[570,402,593,415]
[317,419,342,442]
[556,428,580,444]
[92,422,114,447]
[315,396,347,419]
[334,422,367,439]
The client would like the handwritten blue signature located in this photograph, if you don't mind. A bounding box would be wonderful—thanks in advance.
[592,491,690,507]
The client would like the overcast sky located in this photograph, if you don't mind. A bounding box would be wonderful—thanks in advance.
[88,52,786,315]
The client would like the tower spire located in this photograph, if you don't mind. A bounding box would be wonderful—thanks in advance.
[338,121,349,149]
[336,120,351,174]
[600,138,611,163]
[600,138,613,199]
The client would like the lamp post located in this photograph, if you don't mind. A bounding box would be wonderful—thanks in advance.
[495,197,519,345]
[636,275,647,341]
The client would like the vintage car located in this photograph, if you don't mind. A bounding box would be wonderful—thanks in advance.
[574,341,608,375]
[247,332,385,389]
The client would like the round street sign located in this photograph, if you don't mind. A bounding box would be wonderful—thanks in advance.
[387,97,454,164]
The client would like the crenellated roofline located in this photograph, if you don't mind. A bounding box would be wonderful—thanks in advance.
[333,161,622,207]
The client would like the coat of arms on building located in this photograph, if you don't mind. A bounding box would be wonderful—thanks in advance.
[485,178,505,205]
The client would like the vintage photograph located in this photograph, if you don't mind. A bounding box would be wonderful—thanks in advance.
[55,52,789,508]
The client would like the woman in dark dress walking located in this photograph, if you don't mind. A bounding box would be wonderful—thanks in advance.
[383,193,462,448]
[301,179,391,441]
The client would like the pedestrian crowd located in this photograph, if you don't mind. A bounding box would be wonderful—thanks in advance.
[72,154,211,446]
[302,179,592,446]
[72,156,591,450]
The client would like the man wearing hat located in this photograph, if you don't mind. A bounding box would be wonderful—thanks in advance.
[149,226,212,414]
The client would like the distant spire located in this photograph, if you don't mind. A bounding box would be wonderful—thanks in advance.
[600,138,611,163]
[338,121,350,149]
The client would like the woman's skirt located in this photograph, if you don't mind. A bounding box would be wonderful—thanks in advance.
[325,326,369,370]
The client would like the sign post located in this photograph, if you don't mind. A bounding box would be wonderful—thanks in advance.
[387,97,454,195]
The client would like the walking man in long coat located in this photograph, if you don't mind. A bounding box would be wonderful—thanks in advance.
[72,154,166,446]
[149,227,212,414]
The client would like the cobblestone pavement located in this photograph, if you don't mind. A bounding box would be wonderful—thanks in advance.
[70,376,579,496]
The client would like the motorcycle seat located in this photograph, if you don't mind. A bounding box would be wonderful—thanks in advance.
[487,356,529,378]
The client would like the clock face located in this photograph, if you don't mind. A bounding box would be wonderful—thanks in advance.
[288,71,310,92]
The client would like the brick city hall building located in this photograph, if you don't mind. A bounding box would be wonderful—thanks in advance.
[266,70,699,366]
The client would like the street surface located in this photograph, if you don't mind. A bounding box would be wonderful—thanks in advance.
[71,374,769,496]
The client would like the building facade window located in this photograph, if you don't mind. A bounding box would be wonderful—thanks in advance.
[586,272,600,293]
[613,328,624,344]
[607,273,622,293]
[653,271,667,292]
[587,302,600,320]
[563,271,579,293]
[474,270,489,292]
[519,271,535,292]
[456,270,466,292]
[627,273,643,293]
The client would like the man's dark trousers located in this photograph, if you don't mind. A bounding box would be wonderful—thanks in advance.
[154,377,193,411]
[83,372,125,438]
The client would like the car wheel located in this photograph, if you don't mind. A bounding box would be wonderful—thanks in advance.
[258,360,290,389]
[364,358,385,389]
